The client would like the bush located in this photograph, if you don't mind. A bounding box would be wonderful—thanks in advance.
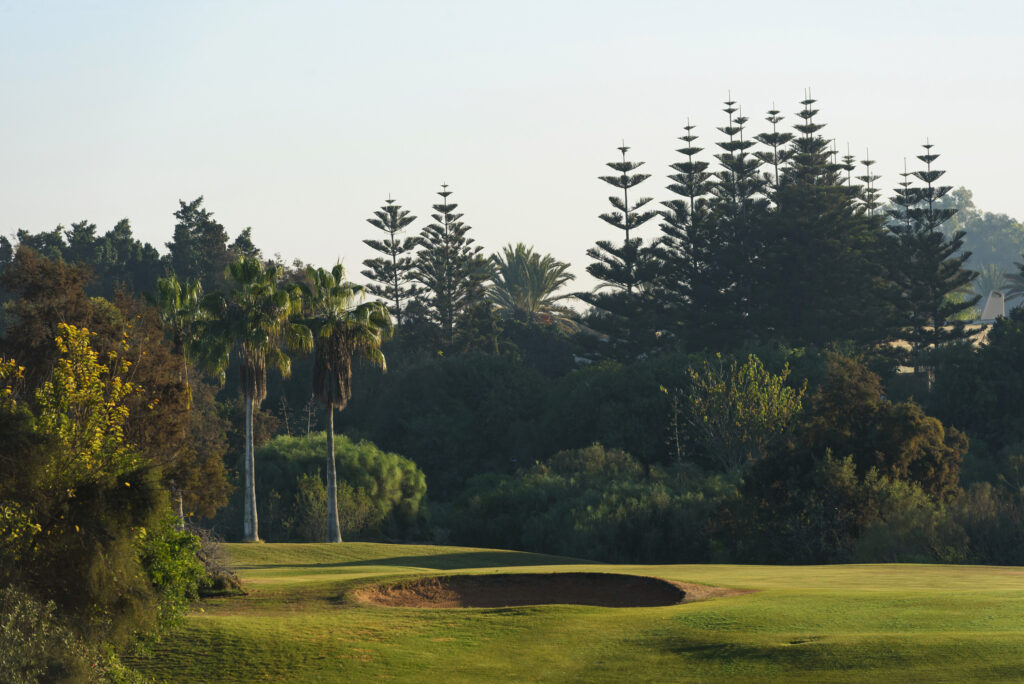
[292,473,327,541]
[440,444,736,563]
[213,432,427,541]
[0,586,89,683]
[137,514,209,628]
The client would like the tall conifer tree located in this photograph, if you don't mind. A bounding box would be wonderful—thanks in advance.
[857,152,882,215]
[703,98,768,341]
[657,121,720,346]
[751,96,894,346]
[413,185,489,348]
[362,197,418,325]
[754,107,794,191]
[888,143,978,370]
[585,144,659,294]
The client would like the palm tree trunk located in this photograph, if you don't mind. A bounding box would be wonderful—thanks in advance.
[325,406,342,543]
[242,394,260,542]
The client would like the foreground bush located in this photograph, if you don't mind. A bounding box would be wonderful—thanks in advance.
[0,586,88,683]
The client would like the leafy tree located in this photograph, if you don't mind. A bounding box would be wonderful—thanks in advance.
[1,247,231,519]
[799,354,966,500]
[0,219,163,308]
[198,257,311,541]
[413,185,490,348]
[488,243,577,330]
[299,264,392,542]
[888,144,978,371]
[681,353,806,472]
[0,247,95,386]
[0,325,168,644]
[166,196,234,292]
[362,197,419,324]
[930,307,1024,462]
[937,187,1024,275]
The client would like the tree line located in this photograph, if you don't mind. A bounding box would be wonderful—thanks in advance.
[3,92,1024,679]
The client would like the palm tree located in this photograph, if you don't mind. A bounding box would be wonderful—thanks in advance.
[198,257,311,542]
[299,264,392,542]
[488,243,578,331]
[153,273,205,525]
[153,274,204,408]
[1005,258,1024,308]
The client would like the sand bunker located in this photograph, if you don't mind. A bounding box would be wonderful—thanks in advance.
[353,572,744,608]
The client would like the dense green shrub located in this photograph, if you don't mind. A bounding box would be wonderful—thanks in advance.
[0,586,89,683]
[440,444,737,563]
[292,473,328,541]
[214,432,426,541]
[137,515,209,628]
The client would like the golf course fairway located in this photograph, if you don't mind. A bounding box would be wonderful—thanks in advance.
[127,542,1024,682]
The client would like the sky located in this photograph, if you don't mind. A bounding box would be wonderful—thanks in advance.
[1,0,1022,291]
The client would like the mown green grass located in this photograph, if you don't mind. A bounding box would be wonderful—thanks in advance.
[129,543,1024,682]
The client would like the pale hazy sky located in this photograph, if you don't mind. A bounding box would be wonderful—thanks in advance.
[1,1,1022,290]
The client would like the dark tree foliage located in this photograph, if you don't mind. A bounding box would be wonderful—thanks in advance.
[751,98,896,347]
[754,107,795,191]
[362,197,419,325]
[579,144,661,356]
[587,144,659,295]
[656,121,716,347]
[167,196,248,293]
[0,219,163,300]
[0,247,232,517]
[654,97,903,353]
[717,355,967,563]
[799,355,965,500]
[929,307,1024,477]
[655,99,769,351]
[412,185,490,349]
[888,144,978,369]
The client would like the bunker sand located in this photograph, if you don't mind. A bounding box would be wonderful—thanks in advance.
[353,572,748,608]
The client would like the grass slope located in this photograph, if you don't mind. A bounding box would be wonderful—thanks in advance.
[129,543,1024,682]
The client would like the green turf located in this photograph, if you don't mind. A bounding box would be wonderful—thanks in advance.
[128,542,1024,682]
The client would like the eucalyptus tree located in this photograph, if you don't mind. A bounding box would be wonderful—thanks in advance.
[362,197,419,324]
[198,256,312,542]
[488,243,576,330]
[300,264,392,542]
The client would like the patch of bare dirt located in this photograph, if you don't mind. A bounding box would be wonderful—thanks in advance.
[352,572,747,608]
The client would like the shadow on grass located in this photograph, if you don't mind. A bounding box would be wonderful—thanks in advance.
[233,550,593,572]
